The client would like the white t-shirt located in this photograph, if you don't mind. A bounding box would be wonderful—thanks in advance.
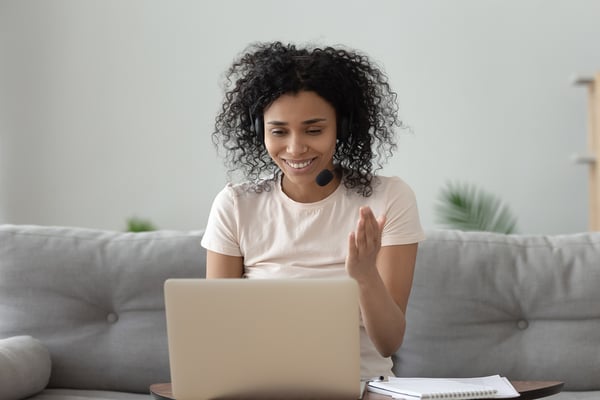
[201,175,425,378]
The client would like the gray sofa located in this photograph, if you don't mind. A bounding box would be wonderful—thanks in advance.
[0,224,598,400]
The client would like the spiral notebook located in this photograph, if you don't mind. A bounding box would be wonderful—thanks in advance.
[367,375,519,399]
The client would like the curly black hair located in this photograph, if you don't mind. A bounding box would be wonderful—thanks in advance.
[212,41,402,196]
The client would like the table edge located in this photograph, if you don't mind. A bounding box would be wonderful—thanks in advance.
[150,380,565,400]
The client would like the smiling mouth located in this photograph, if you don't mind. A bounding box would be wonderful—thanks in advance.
[284,158,316,169]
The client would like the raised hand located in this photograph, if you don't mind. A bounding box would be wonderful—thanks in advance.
[346,206,386,282]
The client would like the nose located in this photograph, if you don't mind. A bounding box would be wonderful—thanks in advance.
[286,132,308,155]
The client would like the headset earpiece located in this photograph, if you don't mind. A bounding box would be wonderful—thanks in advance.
[254,115,264,142]
[338,115,351,142]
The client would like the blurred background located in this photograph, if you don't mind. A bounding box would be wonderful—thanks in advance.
[1,0,599,234]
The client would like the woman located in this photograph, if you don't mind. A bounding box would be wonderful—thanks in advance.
[201,41,425,379]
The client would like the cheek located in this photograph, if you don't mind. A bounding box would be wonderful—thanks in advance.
[324,138,338,156]
[264,139,281,161]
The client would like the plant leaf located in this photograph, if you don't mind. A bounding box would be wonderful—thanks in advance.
[435,181,518,234]
[126,217,157,232]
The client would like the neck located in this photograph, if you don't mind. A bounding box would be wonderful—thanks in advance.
[280,173,341,203]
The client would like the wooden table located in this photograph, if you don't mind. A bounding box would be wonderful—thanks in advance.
[151,380,563,400]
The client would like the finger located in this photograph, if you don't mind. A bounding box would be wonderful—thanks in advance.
[377,215,386,234]
[347,231,358,258]
[372,215,385,249]
[356,211,367,251]
[361,207,380,247]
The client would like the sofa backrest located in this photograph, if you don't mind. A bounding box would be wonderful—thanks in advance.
[394,229,600,391]
[0,225,206,393]
[3,225,600,393]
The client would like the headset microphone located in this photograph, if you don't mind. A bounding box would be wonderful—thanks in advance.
[315,169,334,187]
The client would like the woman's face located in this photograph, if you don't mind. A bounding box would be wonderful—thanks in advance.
[262,91,338,197]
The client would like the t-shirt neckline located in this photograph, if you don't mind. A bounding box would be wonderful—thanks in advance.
[275,174,345,208]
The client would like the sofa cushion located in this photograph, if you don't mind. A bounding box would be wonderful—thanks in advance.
[394,229,600,391]
[0,225,206,394]
[0,335,52,400]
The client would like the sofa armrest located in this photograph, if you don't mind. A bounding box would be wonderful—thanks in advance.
[0,336,51,400]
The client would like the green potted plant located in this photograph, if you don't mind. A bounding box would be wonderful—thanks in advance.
[435,181,518,234]
[126,217,157,232]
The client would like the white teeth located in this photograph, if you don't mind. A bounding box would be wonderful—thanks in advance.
[285,159,313,169]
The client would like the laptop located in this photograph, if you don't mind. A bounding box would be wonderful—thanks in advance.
[164,278,361,399]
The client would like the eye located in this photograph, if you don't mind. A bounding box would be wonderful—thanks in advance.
[306,128,322,135]
[270,129,287,136]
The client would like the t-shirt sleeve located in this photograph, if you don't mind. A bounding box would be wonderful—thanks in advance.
[381,177,426,246]
[201,185,243,257]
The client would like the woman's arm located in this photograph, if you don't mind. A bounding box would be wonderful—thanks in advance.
[206,250,244,278]
[346,206,418,357]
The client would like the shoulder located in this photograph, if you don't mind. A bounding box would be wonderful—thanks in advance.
[213,179,278,207]
[206,179,277,231]
[372,175,425,244]
[371,175,417,199]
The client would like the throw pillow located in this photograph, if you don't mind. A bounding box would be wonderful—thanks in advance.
[0,336,51,400]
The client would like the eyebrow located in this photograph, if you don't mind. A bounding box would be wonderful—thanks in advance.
[266,118,328,126]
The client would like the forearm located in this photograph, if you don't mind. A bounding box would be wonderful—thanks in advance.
[345,207,415,357]
[355,268,406,357]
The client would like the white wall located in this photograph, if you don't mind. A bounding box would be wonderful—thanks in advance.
[1,0,599,234]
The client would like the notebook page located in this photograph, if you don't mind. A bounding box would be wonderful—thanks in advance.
[368,378,497,399]
[381,375,520,399]
[435,375,520,398]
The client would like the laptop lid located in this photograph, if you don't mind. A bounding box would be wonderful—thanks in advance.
[164,278,361,399]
